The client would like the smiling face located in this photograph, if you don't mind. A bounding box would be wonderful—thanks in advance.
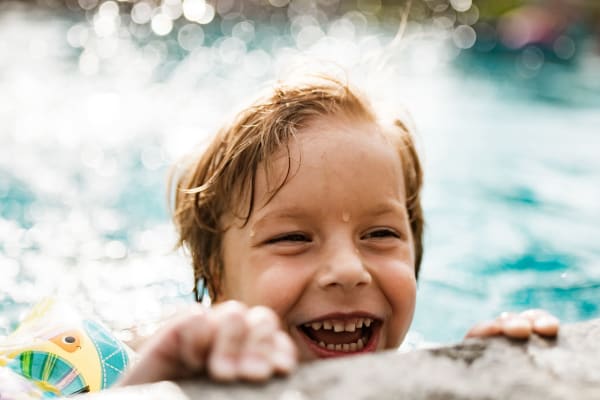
[218,116,417,361]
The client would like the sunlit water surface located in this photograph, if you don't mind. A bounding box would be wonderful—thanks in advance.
[1,4,600,346]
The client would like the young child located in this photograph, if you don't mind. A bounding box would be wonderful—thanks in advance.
[118,74,560,386]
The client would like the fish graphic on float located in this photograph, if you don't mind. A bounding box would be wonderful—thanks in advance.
[0,298,131,397]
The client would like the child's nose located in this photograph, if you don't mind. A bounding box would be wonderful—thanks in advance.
[317,241,372,290]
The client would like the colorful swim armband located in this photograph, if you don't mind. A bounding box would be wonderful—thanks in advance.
[0,298,133,399]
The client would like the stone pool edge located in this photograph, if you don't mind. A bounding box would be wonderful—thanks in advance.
[84,318,600,400]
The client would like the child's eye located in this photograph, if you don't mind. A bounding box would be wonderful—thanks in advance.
[266,233,310,244]
[363,228,401,240]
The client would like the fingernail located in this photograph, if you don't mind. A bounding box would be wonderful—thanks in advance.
[212,357,236,378]
[536,316,559,328]
[506,317,530,328]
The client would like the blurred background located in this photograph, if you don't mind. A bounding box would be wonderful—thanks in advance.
[1,0,599,346]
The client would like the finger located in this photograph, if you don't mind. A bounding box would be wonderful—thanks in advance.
[519,309,559,337]
[532,315,560,337]
[245,306,281,337]
[208,301,249,381]
[500,316,532,339]
[464,320,502,338]
[519,309,551,323]
[175,307,214,372]
[270,331,298,374]
[119,305,212,385]
[237,307,280,381]
[497,312,518,321]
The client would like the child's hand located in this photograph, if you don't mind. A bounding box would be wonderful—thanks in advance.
[118,301,297,385]
[465,309,560,339]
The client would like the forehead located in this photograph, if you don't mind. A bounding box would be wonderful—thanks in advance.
[255,116,406,210]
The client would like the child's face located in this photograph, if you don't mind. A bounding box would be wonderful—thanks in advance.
[219,116,417,361]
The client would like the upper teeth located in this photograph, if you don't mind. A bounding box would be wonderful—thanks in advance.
[305,318,373,332]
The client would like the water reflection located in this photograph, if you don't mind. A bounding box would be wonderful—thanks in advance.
[1,0,599,343]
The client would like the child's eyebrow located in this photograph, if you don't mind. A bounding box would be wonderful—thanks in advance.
[251,202,408,230]
[366,201,408,219]
[251,207,309,229]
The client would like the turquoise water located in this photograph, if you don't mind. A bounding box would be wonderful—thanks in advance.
[1,2,600,345]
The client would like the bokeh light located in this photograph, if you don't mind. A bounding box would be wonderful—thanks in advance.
[450,0,471,12]
[453,24,476,49]
[1,0,600,346]
[151,13,173,36]
[131,2,153,24]
[554,35,575,60]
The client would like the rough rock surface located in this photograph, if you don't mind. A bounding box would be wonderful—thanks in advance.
[88,319,600,400]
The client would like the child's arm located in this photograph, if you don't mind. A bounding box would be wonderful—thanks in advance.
[117,301,297,385]
[465,309,559,339]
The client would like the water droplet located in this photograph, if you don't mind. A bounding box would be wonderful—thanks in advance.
[342,212,350,222]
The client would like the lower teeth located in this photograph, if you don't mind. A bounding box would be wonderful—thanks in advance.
[317,337,366,352]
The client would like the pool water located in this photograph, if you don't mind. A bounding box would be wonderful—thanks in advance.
[1,2,600,345]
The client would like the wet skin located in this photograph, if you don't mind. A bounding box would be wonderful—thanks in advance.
[219,117,417,361]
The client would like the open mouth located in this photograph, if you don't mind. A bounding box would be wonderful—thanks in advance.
[297,316,381,357]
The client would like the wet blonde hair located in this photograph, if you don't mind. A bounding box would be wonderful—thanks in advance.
[171,75,424,300]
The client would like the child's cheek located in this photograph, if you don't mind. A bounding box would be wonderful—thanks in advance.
[383,267,417,348]
[242,261,313,320]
